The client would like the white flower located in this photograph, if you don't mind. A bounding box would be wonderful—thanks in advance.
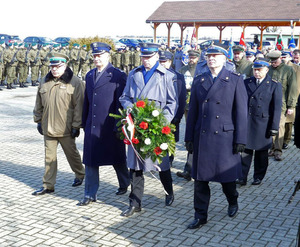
[144,138,151,145]
[140,148,145,152]
[160,143,168,150]
[152,110,160,117]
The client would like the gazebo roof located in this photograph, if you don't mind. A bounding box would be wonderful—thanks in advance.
[146,0,300,26]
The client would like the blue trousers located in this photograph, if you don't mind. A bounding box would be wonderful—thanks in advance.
[84,164,130,200]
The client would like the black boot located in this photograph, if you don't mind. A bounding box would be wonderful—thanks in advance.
[31,81,36,86]
[11,84,16,89]
[22,82,28,88]
[19,82,24,88]
[7,84,11,89]
[0,80,3,86]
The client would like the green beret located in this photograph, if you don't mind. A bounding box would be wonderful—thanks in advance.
[232,45,245,52]
[0,40,4,44]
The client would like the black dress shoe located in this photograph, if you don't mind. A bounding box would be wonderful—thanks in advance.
[165,194,174,206]
[252,178,262,185]
[282,143,289,149]
[176,171,191,181]
[187,218,207,229]
[32,187,54,195]
[76,197,96,206]
[228,204,238,217]
[72,178,84,187]
[115,187,127,195]
[236,179,247,186]
[120,206,141,217]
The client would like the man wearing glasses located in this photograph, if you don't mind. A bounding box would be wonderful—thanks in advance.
[32,52,85,195]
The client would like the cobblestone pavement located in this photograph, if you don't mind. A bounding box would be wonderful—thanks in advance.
[0,84,299,247]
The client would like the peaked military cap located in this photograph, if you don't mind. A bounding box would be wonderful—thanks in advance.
[159,50,173,61]
[206,44,228,56]
[90,42,111,55]
[139,42,160,57]
[73,43,80,47]
[48,52,69,66]
[246,50,255,57]
[232,45,245,52]
[267,50,281,60]
[252,58,270,68]
[188,49,200,57]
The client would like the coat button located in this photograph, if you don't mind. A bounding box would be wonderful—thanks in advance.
[216,101,220,104]
[204,99,209,103]
[202,130,206,133]
[203,115,207,118]
[94,104,96,107]
[214,131,218,134]
[93,126,95,128]
[216,116,219,119]
[94,93,97,96]
[93,115,96,117]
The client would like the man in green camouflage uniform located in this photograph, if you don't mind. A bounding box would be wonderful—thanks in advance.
[39,44,50,79]
[0,41,5,90]
[232,45,253,79]
[79,45,91,80]
[267,50,298,161]
[28,43,41,86]
[16,43,29,88]
[112,48,122,69]
[121,46,130,74]
[69,43,81,76]
[3,43,17,89]
[132,46,141,69]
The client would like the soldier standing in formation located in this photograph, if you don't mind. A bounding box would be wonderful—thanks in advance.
[69,43,81,76]
[28,43,40,86]
[39,44,50,79]
[16,43,28,88]
[121,46,130,74]
[3,43,17,89]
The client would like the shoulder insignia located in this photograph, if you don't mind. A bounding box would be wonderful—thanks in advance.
[272,80,278,83]
[225,76,229,80]
[232,71,240,76]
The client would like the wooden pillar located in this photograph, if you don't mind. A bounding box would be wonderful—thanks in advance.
[257,25,268,50]
[179,24,187,45]
[195,24,201,41]
[217,26,226,42]
[153,23,160,43]
[166,23,173,47]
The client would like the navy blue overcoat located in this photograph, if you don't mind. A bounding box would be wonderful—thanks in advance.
[185,67,248,183]
[170,68,186,142]
[244,75,282,150]
[82,63,127,167]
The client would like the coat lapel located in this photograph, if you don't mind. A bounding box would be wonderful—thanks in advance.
[94,63,113,89]
[253,75,271,95]
[205,67,228,99]
[132,67,145,91]
[246,77,257,94]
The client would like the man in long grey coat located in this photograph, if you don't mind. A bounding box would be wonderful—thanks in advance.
[119,43,178,217]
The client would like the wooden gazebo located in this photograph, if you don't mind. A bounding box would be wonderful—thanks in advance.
[146,0,300,48]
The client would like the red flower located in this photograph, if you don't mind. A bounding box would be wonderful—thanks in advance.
[154,146,162,155]
[136,101,146,108]
[132,138,139,144]
[162,126,171,135]
[139,121,149,130]
[123,139,131,145]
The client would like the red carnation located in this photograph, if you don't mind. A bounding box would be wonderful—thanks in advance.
[162,126,171,135]
[139,121,149,130]
[136,101,146,108]
[154,146,162,155]
[123,139,131,145]
[132,138,139,144]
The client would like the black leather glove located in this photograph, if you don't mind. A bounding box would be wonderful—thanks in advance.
[171,118,181,125]
[233,143,245,154]
[37,123,43,135]
[269,130,278,136]
[71,128,80,138]
[185,141,193,154]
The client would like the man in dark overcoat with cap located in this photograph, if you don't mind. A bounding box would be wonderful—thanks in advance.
[236,59,282,186]
[77,42,130,206]
[185,45,248,229]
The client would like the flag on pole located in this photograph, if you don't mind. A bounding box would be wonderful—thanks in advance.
[190,27,197,50]
[289,21,297,49]
[276,34,284,50]
[227,31,234,61]
[239,31,246,49]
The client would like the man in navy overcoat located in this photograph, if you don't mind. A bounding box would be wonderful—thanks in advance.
[185,45,248,229]
[77,42,130,206]
[236,58,282,186]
